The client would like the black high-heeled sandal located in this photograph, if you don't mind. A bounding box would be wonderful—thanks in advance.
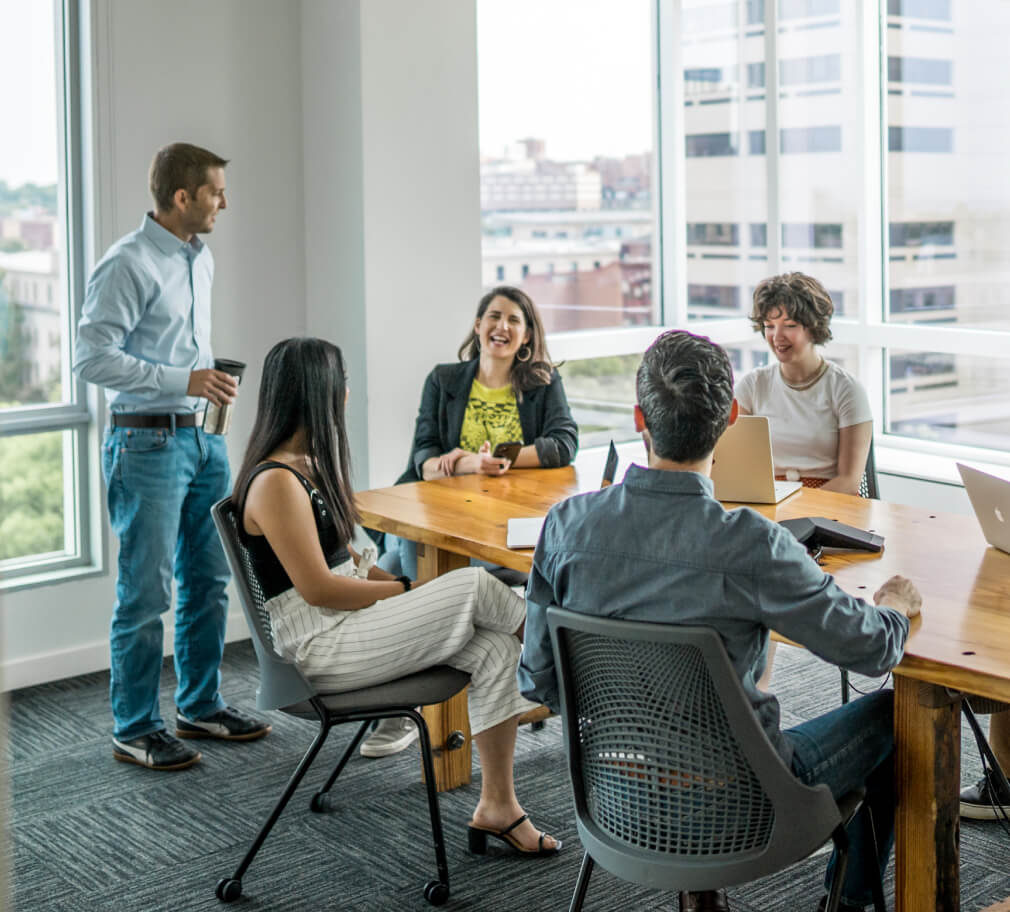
[467,813,561,857]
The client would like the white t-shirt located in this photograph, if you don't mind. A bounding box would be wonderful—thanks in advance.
[734,361,872,479]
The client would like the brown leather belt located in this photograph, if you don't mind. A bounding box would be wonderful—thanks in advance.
[110,413,199,429]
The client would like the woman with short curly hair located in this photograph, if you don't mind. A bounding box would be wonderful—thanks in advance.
[737,272,872,496]
[738,273,874,694]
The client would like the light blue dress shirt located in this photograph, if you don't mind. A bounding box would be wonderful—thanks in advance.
[74,213,215,414]
[518,465,910,765]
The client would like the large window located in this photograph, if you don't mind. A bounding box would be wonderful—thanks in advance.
[0,0,91,583]
[478,0,1010,472]
[885,0,1010,451]
[478,0,658,446]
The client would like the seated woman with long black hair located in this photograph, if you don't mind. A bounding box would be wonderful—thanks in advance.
[233,337,560,857]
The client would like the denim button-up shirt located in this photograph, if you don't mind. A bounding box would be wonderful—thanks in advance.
[74,213,215,414]
[518,464,910,764]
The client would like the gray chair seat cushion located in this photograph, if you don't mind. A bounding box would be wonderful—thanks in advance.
[281,665,471,718]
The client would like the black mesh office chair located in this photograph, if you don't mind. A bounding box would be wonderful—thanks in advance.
[546,607,886,912]
[210,496,470,906]
[857,436,879,501]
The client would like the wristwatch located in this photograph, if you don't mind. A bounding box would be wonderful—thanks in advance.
[396,575,412,592]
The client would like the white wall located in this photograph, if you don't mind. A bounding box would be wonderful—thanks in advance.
[1,0,306,690]
[301,0,369,481]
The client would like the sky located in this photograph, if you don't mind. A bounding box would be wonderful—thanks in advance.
[0,0,59,187]
[477,0,654,162]
[0,0,653,188]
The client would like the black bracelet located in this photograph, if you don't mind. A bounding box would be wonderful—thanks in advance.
[396,575,412,592]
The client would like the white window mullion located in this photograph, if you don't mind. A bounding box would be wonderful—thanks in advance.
[857,0,886,435]
[548,325,668,362]
[831,321,1010,360]
[765,0,780,275]
[658,0,687,327]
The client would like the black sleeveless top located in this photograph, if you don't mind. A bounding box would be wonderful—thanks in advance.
[236,461,350,601]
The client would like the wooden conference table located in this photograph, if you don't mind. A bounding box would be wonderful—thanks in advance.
[356,464,1010,912]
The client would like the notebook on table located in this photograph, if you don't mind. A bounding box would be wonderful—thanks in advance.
[710,415,802,504]
[957,462,1010,554]
[506,441,620,549]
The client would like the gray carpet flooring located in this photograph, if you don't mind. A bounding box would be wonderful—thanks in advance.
[6,641,1010,911]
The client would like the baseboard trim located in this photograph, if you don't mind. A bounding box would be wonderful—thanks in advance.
[1,611,250,692]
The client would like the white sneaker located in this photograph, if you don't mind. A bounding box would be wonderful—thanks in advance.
[359,716,419,758]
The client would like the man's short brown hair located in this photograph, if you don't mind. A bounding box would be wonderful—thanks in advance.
[149,143,228,212]
[749,272,834,345]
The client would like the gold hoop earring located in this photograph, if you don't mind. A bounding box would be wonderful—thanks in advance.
[516,345,532,363]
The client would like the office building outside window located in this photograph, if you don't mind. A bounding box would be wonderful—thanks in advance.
[886,0,1010,450]
[478,0,1010,467]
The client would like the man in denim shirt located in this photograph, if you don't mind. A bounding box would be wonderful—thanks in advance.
[75,143,269,771]
[518,330,921,912]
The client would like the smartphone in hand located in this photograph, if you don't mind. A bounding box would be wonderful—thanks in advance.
[492,440,522,465]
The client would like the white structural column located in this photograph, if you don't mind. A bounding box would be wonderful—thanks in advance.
[302,0,484,490]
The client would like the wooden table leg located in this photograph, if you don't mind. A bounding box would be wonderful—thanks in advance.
[894,675,961,912]
[417,543,473,792]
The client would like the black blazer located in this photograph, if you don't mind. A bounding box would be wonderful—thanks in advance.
[397,359,578,483]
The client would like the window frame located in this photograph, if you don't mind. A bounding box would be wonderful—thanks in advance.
[544,0,1010,478]
[0,0,96,589]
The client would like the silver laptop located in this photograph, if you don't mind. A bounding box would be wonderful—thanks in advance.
[710,415,802,504]
[957,462,1010,554]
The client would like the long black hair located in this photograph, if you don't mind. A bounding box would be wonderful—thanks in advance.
[457,285,554,399]
[234,337,358,546]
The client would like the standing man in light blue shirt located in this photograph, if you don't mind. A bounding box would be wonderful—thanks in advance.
[75,143,269,771]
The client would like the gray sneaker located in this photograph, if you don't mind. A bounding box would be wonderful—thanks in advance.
[113,730,201,771]
[176,705,271,741]
[359,716,419,758]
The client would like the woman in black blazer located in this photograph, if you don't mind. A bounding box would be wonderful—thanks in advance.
[366,286,577,759]
[381,285,578,574]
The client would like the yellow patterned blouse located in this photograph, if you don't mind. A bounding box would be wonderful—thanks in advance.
[459,379,523,453]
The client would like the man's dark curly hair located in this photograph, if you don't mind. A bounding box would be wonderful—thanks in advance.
[636,330,734,463]
[749,272,833,345]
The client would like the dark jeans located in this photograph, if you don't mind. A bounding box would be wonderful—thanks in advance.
[784,689,895,907]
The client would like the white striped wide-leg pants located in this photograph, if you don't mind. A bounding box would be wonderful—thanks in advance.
[290,566,538,735]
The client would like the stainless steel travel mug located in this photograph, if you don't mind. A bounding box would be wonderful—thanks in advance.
[202,358,247,435]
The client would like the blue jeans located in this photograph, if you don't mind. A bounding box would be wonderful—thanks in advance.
[377,533,417,578]
[784,689,896,908]
[102,425,230,741]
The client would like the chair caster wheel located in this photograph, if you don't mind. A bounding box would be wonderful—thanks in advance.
[445,730,466,751]
[309,792,329,813]
[216,877,242,902]
[424,880,449,905]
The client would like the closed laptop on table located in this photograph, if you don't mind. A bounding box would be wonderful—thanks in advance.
[710,415,802,504]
